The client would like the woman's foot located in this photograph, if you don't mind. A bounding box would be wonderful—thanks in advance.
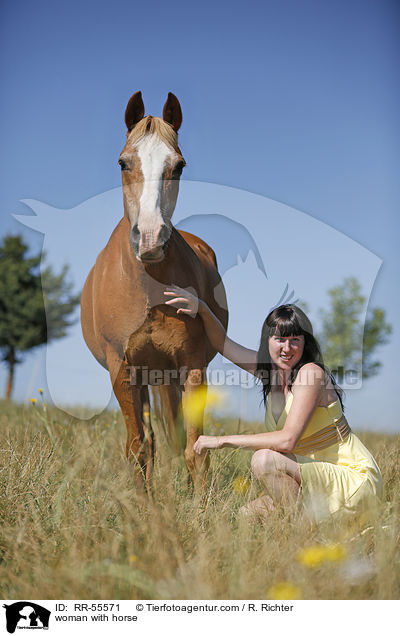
[238,494,275,521]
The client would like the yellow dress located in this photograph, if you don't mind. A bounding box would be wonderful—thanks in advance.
[265,392,383,522]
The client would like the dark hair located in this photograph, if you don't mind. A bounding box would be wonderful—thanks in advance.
[255,304,343,409]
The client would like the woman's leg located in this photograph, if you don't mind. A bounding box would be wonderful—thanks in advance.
[251,449,301,504]
[239,449,301,520]
[238,494,275,519]
[251,448,301,503]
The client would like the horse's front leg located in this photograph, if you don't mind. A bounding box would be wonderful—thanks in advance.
[106,348,152,480]
[182,368,210,489]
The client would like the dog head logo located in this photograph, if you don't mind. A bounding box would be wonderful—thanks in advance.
[3,602,50,633]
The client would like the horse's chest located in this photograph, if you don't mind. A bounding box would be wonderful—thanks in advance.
[124,307,205,369]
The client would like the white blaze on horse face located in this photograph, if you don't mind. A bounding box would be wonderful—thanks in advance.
[135,134,174,255]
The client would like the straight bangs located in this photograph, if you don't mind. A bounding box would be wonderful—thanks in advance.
[270,315,306,339]
[268,305,313,339]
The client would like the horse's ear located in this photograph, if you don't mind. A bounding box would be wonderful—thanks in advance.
[162,92,182,132]
[125,91,145,131]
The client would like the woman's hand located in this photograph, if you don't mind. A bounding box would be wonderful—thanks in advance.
[164,284,199,318]
[194,435,222,455]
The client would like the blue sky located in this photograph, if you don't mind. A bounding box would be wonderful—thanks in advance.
[1,0,399,431]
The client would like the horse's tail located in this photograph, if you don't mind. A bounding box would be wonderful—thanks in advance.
[149,384,185,456]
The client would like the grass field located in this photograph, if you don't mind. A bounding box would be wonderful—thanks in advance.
[0,398,399,600]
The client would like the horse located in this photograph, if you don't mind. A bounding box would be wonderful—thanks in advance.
[81,91,228,484]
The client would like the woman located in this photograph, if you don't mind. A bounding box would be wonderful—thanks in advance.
[164,286,383,522]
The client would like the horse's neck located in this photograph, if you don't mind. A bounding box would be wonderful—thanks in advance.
[115,219,179,294]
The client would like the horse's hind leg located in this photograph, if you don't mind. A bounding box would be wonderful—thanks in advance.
[156,384,184,454]
[140,385,154,483]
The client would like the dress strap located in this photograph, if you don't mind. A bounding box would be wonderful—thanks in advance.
[293,415,351,455]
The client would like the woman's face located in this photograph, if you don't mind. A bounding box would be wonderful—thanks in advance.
[268,333,305,371]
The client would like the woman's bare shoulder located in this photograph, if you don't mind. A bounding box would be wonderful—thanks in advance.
[294,362,326,386]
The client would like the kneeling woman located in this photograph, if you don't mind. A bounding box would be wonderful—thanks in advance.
[164,287,383,522]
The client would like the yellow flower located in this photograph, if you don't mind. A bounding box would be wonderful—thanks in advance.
[297,543,346,568]
[183,387,224,425]
[214,421,221,428]
[268,582,302,600]
[43,403,47,408]
[38,388,43,395]
[128,554,138,564]
[297,545,326,567]
[324,543,347,562]
[233,475,250,495]
[30,398,37,405]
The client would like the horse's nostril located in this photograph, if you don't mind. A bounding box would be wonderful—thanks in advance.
[130,224,141,253]
[159,224,171,244]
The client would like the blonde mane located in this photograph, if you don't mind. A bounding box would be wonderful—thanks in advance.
[128,116,179,152]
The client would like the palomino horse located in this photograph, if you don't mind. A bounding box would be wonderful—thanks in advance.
[81,91,228,483]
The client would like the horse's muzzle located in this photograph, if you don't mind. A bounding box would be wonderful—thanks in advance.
[130,222,171,263]
[136,247,165,263]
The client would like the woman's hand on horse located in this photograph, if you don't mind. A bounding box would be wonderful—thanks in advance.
[164,284,199,318]
[194,435,222,455]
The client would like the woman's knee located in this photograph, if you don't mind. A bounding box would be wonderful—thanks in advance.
[251,449,283,479]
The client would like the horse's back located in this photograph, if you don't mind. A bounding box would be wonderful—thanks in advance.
[177,230,218,270]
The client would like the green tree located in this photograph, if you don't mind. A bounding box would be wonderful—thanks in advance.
[0,234,80,399]
[319,277,392,380]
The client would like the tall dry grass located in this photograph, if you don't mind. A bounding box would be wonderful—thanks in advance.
[0,399,399,600]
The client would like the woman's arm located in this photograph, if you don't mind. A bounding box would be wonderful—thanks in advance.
[193,363,324,455]
[164,285,258,374]
[194,427,299,455]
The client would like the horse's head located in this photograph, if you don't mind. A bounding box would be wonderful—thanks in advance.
[119,91,185,263]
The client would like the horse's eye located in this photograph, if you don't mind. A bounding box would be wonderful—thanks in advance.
[173,161,185,176]
[118,158,129,171]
